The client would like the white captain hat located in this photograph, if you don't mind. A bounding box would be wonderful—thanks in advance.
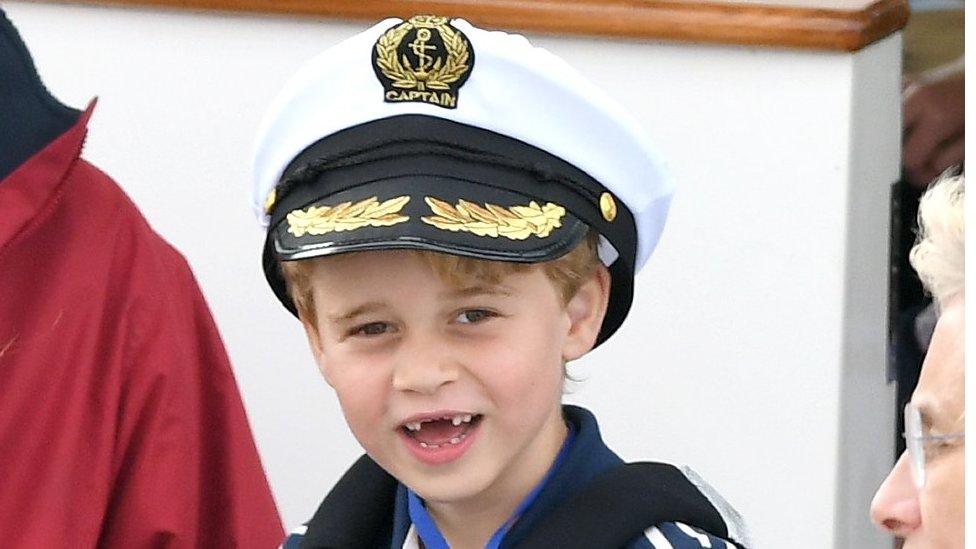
[252,15,673,345]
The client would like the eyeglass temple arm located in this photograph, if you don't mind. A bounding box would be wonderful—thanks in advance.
[902,432,965,441]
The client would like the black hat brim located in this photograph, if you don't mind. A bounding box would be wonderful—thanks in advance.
[262,115,637,347]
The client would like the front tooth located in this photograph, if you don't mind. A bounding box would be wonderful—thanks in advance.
[451,416,463,426]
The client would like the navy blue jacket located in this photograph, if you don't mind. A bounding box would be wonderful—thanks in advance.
[286,406,750,548]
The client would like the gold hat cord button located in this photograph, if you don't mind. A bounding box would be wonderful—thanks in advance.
[264,188,277,215]
[599,192,617,222]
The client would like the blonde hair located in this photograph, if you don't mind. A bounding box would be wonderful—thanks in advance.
[281,232,602,326]
[910,173,965,309]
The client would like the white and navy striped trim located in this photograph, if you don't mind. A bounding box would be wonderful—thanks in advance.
[639,521,734,549]
[679,466,752,547]
[281,520,733,548]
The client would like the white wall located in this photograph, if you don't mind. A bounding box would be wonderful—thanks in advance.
[3,3,899,547]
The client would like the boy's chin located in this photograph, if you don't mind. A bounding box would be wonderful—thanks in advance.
[388,449,499,505]
[403,467,498,505]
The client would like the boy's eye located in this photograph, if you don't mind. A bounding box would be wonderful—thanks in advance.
[351,322,393,336]
[455,309,496,324]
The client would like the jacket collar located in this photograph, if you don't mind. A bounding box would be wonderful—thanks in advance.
[301,405,744,549]
[387,405,623,548]
[301,405,620,549]
[498,405,623,547]
[0,98,95,252]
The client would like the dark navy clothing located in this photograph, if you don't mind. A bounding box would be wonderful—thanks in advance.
[287,406,747,549]
[405,423,577,549]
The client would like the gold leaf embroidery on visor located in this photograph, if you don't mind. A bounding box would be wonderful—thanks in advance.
[421,197,565,240]
[286,196,410,237]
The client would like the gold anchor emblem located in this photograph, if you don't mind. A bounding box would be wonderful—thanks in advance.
[373,15,474,109]
[408,28,437,84]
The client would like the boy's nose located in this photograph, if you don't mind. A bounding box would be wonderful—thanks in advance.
[870,453,922,538]
[391,336,459,395]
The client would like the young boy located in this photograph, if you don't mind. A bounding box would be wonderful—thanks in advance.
[254,15,750,548]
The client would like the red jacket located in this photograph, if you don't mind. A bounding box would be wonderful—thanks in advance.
[0,102,284,548]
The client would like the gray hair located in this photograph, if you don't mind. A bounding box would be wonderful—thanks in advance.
[910,173,965,309]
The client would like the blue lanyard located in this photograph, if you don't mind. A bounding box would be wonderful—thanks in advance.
[407,425,576,549]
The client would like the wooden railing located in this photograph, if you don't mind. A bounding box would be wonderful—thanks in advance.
[51,0,909,51]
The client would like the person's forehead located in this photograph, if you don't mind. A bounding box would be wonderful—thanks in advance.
[308,250,436,288]
[913,299,965,424]
[309,249,538,292]
[312,248,419,271]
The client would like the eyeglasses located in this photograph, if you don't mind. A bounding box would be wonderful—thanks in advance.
[902,401,965,488]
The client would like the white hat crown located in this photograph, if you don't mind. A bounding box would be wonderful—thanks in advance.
[252,17,672,272]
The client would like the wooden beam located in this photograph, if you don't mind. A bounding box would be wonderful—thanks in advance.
[49,0,909,52]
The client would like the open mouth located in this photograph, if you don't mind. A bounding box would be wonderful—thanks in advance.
[400,413,484,449]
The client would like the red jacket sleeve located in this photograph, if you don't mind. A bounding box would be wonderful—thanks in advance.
[93,187,284,548]
[0,108,283,548]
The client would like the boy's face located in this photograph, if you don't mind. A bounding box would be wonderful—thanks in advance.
[300,250,607,505]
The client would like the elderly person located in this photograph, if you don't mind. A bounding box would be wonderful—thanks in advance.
[871,173,965,547]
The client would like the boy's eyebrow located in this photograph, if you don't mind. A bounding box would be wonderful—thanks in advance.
[444,285,515,299]
[326,302,387,323]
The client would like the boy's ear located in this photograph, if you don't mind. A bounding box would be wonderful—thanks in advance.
[300,314,335,388]
[562,264,611,361]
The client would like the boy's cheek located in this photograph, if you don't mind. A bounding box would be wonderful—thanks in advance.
[313,341,372,385]
[333,385,388,445]
[327,360,391,410]
[309,345,336,387]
